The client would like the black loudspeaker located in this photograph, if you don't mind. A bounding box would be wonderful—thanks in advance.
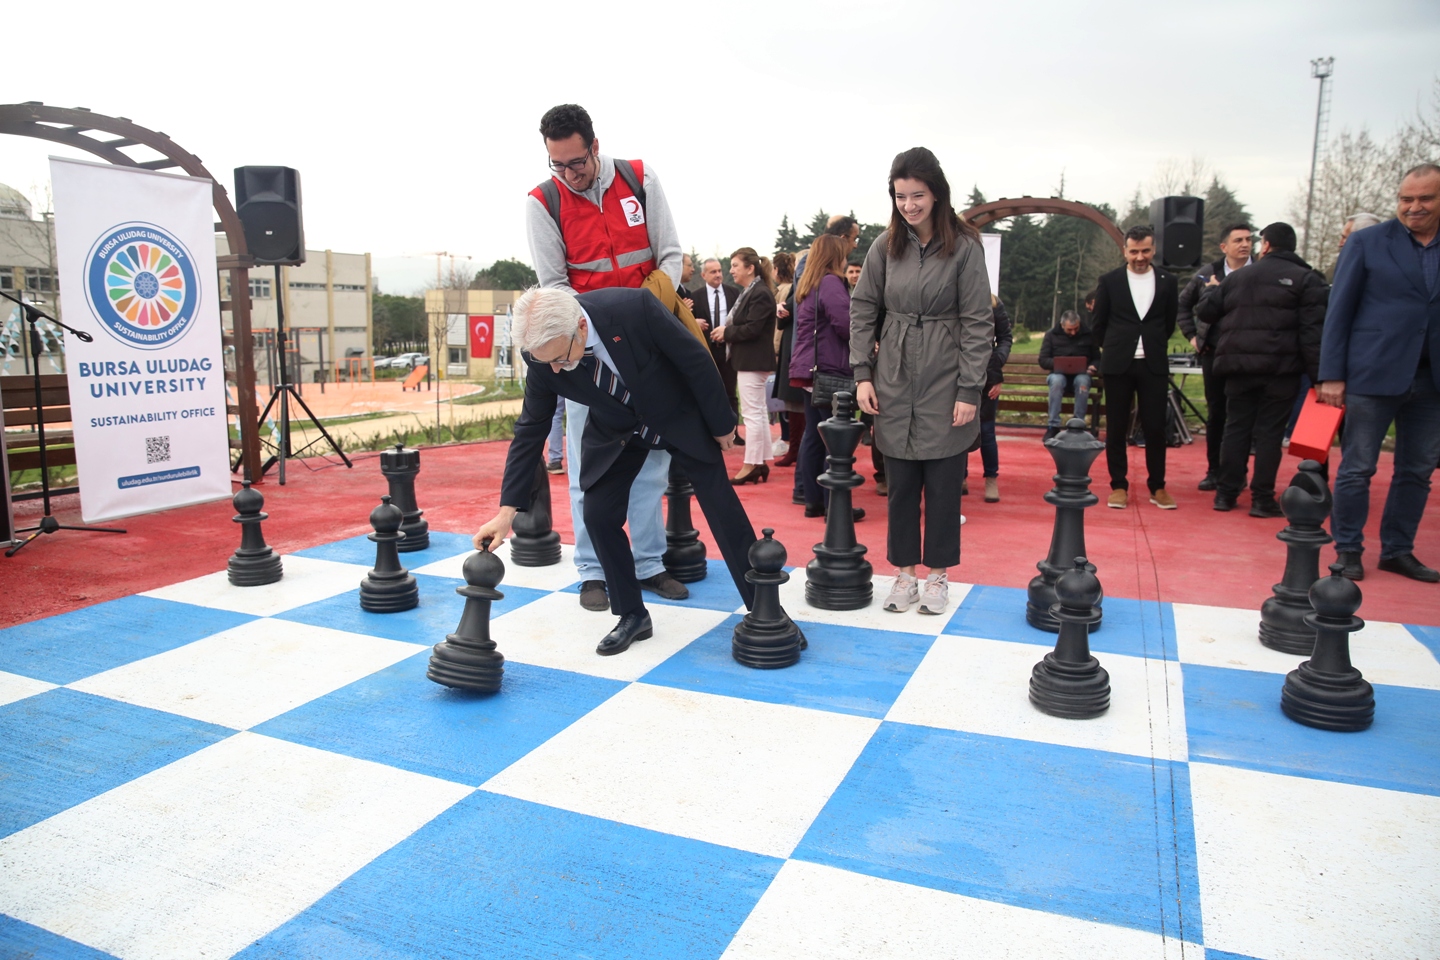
[234,166,305,266]
[1149,196,1204,268]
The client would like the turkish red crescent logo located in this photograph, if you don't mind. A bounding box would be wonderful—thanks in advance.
[622,197,641,216]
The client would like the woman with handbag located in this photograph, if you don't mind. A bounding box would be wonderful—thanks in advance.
[713,246,777,484]
[791,234,860,518]
[852,147,994,615]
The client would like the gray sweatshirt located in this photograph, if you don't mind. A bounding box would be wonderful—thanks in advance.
[525,154,683,292]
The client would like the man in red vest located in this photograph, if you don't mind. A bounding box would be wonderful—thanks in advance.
[525,104,689,612]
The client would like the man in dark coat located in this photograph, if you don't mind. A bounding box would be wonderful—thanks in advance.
[1318,163,1440,582]
[1038,309,1099,439]
[474,287,765,655]
[690,258,741,420]
[1178,223,1254,490]
[1196,222,1327,517]
[1090,225,1181,509]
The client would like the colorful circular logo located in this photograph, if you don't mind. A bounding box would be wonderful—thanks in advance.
[85,222,201,349]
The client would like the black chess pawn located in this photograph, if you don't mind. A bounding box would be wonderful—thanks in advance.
[227,480,283,586]
[1029,556,1110,719]
[508,457,562,567]
[1027,418,1105,631]
[1280,563,1374,731]
[359,495,419,613]
[380,442,430,552]
[1259,460,1332,655]
[732,529,804,669]
[427,541,506,693]
[663,459,708,582]
[806,391,873,610]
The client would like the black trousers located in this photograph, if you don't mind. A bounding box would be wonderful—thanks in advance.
[709,344,739,415]
[1201,351,1227,476]
[584,436,757,616]
[1104,359,1168,493]
[884,451,966,569]
[1218,374,1301,500]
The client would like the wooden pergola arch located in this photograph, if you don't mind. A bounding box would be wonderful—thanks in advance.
[0,101,262,481]
[960,196,1125,250]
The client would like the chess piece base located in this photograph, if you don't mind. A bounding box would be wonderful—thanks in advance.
[228,549,283,587]
[1029,653,1111,719]
[1259,594,1315,655]
[426,639,504,693]
[1281,663,1374,731]
[732,618,802,669]
[396,523,430,553]
[1026,569,1103,632]
[359,573,419,613]
[508,531,562,567]
[804,558,874,610]
[662,541,709,582]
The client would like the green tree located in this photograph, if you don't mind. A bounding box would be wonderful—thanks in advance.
[964,186,999,232]
[471,258,538,290]
[372,293,426,351]
[773,214,803,254]
[800,209,830,247]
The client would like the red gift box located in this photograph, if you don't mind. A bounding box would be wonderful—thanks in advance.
[1287,389,1344,463]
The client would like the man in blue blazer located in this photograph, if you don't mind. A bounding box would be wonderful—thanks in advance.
[1318,163,1440,582]
[474,286,763,654]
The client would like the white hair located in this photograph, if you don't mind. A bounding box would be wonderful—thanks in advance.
[511,287,582,354]
[1345,212,1384,232]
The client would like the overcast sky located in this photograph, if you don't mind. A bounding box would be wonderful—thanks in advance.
[3,0,1437,294]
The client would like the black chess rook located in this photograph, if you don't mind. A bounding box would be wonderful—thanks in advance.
[805,391,873,610]
[427,543,506,693]
[227,480,283,586]
[1027,418,1105,632]
[1280,563,1375,731]
[663,459,708,582]
[508,457,562,567]
[359,495,419,613]
[1029,556,1110,719]
[732,529,804,669]
[1259,460,1332,655]
[380,442,430,552]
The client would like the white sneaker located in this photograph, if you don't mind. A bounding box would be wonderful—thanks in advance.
[918,570,949,615]
[960,514,967,525]
[883,572,919,612]
[772,440,789,457]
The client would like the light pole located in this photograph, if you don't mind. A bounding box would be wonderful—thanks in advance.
[1303,57,1334,262]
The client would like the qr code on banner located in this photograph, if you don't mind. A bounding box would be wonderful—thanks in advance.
[145,436,171,464]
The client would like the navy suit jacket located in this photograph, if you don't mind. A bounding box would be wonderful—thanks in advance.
[500,288,737,508]
[1320,217,1440,395]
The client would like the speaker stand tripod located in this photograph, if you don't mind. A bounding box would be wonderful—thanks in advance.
[256,266,351,483]
[0,289,126,558]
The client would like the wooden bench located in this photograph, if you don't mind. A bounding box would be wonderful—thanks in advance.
[994,356,1103,433]
[2,373,78,499]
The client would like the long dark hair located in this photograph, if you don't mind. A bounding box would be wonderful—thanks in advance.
[886,146,979,260]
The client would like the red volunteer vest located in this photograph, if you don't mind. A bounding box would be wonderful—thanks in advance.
[529,159,656,292]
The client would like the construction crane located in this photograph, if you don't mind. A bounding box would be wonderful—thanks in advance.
[402,251,475,289]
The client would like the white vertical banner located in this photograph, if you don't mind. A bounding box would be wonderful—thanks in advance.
[981,233,1002,297]
[50,157,231,522]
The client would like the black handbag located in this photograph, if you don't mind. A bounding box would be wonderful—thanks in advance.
[808,288,856,410]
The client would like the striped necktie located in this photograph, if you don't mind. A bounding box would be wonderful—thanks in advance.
[580,349,663,446]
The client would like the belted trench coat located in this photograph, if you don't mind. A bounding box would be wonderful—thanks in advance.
[850,228,994,460]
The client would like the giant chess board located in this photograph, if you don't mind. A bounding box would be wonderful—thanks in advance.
[1,531,1437,959]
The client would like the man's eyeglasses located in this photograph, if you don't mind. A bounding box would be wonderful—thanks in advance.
[548,149,593,175]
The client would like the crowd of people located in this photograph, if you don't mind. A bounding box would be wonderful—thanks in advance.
[474,101,1440,657]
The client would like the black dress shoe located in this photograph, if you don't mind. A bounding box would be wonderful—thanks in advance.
[792,490,806,505]
[1377,553,1440,582]
[804,503,825,518]
[1043,427,1059,441]
[596,611,653,656]
[579,580,608,611]
[1336,551,1364,581]
[639,571,689,600]
[1249,498,1284,518]
[1213,493,1237,512]
[1198,474,1217,491]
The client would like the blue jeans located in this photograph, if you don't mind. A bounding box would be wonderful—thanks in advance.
[1330,372,1440,559]
[565,399,670,582]
[1047,372,1092,427]
[545,405,565,464]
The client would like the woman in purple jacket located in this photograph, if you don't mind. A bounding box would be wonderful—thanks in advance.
[790,234,860,517]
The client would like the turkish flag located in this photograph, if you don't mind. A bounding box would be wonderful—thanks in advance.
[470,315,493,358]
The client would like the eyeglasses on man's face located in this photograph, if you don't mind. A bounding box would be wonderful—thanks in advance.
[548,148,593,174]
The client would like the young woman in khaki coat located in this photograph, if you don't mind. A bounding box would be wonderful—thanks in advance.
[851,147,994,615]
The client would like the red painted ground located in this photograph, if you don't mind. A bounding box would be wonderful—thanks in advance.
[3,427,1438,629]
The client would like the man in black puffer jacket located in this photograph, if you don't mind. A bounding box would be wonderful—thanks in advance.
[1195,222,1328,517]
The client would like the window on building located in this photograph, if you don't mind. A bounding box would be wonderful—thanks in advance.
[249,277,272,299]
[0,267,13,291]
[24,268,56,292]
[448,347,466,366]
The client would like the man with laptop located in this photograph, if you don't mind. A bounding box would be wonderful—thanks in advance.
[1038,309,1099,439]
